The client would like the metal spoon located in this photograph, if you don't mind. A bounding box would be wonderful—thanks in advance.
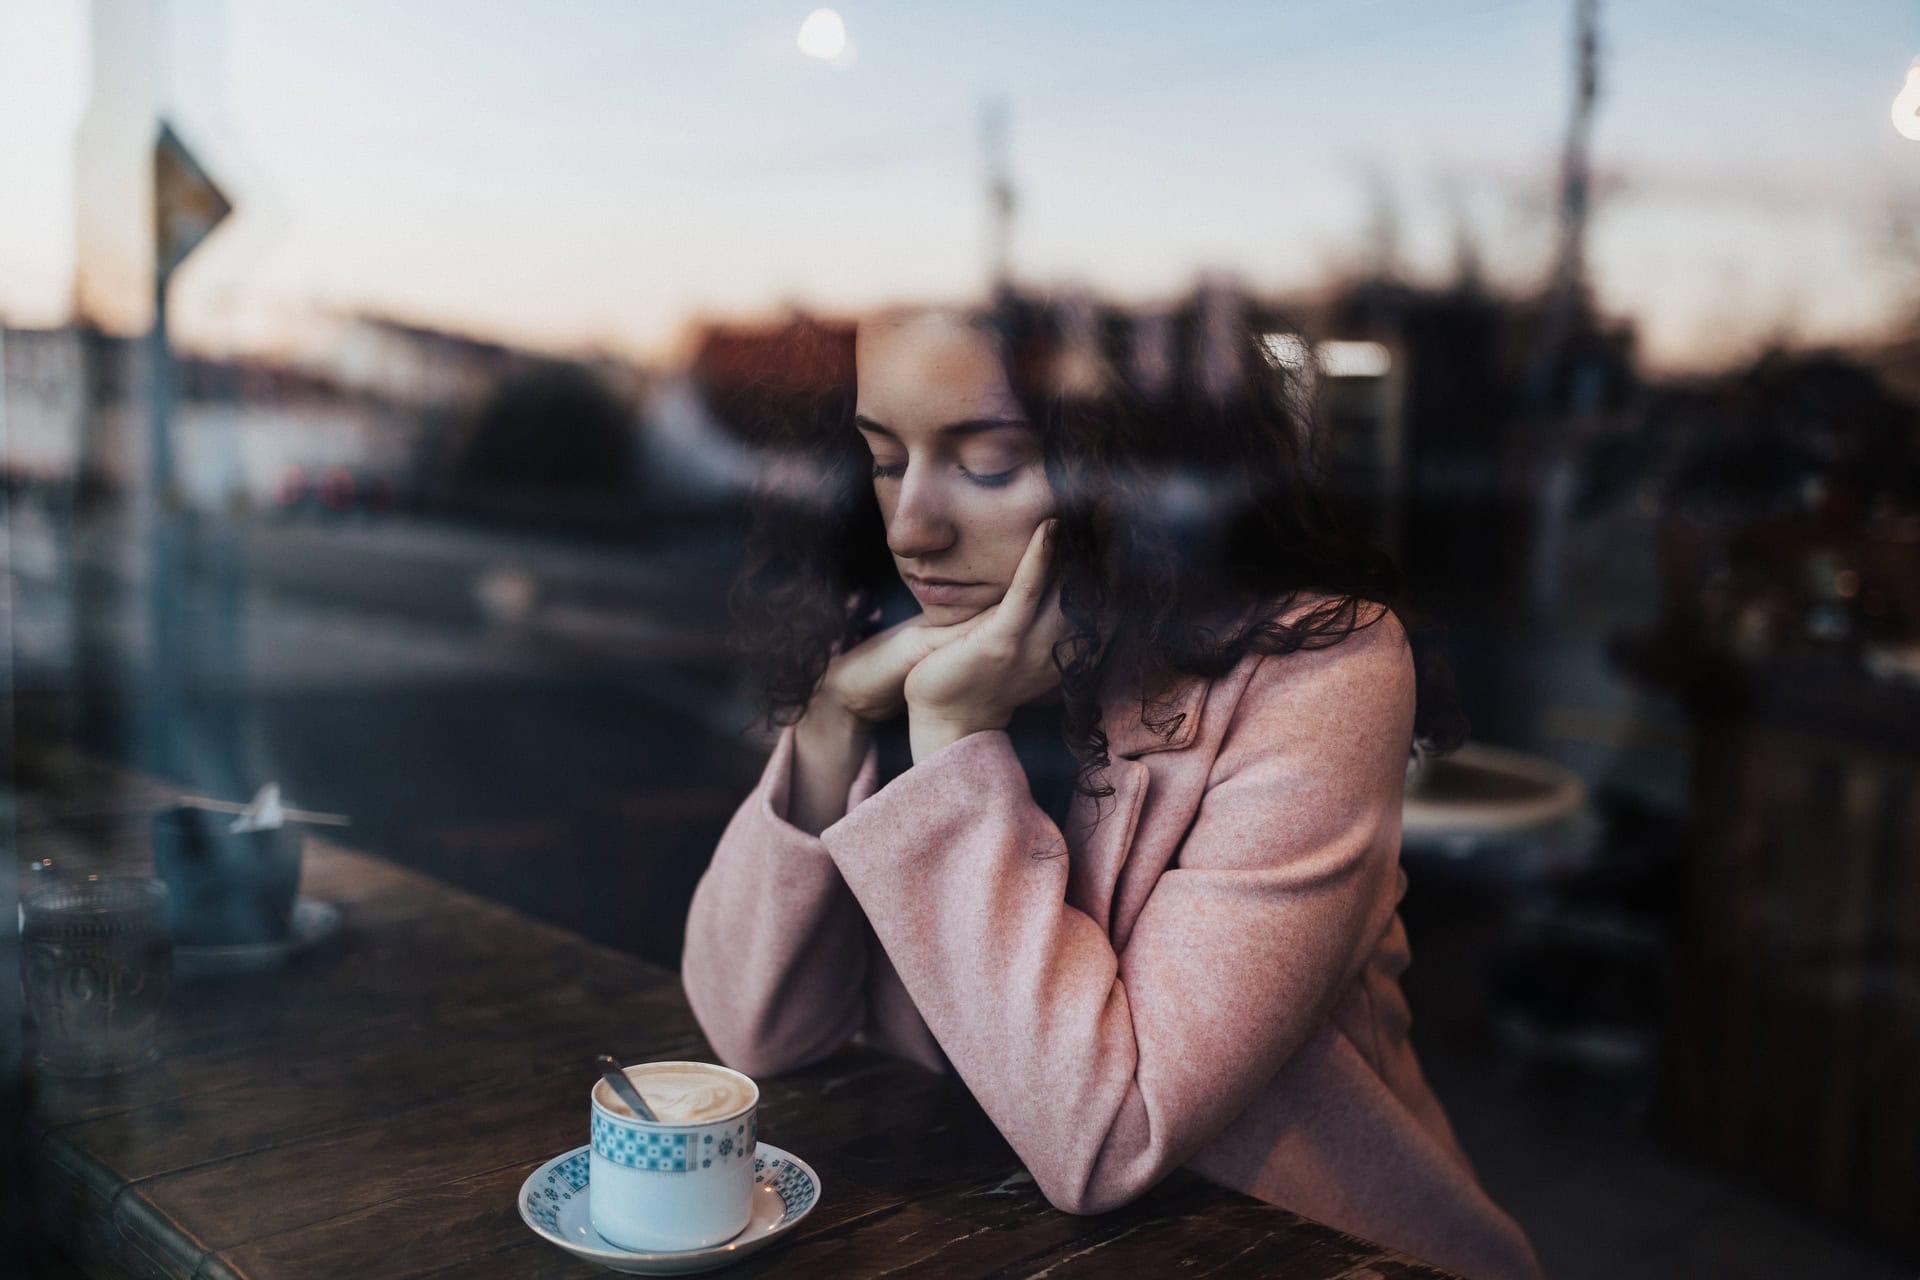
[595,1054,658,1122]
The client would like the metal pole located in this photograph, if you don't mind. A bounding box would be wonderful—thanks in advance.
[144,266,181,777]
[1533,0,1601,381]
[149,270,173,510]
[1522,0,1603,629]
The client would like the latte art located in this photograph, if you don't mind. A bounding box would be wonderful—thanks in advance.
[601,1062,756,1124]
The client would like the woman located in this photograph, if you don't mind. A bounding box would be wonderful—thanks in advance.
[682,296,1541,1280]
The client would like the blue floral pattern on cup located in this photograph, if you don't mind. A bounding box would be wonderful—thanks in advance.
[593,1113,759,1172]
[592,1114,691,1170]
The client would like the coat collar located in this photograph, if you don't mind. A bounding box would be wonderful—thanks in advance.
[1072,670,1203,943]
[1099,671,1208,758]
[1091,603,1264,759]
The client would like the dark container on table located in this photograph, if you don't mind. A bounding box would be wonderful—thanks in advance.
[151,806,303,946]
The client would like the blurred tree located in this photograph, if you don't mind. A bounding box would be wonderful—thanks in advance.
[459,361,636,496]
[1666,353,1920,516]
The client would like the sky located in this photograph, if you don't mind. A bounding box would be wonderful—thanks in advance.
[1,0,1917,372]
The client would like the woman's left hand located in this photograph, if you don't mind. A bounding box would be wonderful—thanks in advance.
[904,520,1070,762]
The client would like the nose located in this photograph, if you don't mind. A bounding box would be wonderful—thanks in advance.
[886,466,956,560]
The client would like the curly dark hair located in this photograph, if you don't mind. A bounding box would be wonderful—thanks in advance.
[727,290,1466,797]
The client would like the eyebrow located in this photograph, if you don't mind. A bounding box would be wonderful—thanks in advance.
[853,414,1032,440]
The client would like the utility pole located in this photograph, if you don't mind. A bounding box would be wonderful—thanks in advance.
[980,96,1015,296]
[1524,0,1603,625]
[1549,0,1601,313]
[1528,0,1603,399]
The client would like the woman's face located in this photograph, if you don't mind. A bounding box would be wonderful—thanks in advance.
[854,312,1056,625]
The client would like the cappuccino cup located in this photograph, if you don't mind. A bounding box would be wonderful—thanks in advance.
[589,1060,759,1253]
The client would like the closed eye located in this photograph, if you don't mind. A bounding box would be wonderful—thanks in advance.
[963,465,1020,488]
[872,462,1019,487]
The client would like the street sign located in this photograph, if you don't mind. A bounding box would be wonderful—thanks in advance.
[154,120,231,280]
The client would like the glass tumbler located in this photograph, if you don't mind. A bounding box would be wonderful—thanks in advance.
[22,878,174,1077]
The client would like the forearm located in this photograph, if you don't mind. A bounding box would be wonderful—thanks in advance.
[789,701,873,836]
[682,728,873,1076]
[823,726,1401,1216]
[823,736,1158,1209]
[908,699,1010,763]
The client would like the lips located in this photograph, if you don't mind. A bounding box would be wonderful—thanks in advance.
[904,575,980,606]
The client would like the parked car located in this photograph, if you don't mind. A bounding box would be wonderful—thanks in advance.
[273,464,407,517]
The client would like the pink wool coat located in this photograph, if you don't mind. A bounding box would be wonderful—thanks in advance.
[682,609,1541,1280]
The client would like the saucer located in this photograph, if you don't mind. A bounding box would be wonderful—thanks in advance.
[519,1142,820,1275]
[173,898,341,976]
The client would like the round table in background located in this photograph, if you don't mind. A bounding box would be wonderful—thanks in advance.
[1402,741,1589,871]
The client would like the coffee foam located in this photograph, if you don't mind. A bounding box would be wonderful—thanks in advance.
[598,1061,755,1125]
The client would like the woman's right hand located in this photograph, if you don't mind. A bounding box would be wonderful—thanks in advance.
[817,612,988,725]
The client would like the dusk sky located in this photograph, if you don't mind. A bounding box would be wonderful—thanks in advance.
[2,0,1917,371]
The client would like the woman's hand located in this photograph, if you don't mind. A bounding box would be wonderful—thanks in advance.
[818,611,989,726]
[903,520,1069,762]
[789,610,987,835]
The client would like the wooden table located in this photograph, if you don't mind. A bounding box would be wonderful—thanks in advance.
[19,753,1462,1279]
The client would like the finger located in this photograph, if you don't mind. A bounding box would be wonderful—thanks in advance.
[906,605,995,659]
[875,606,984,669]
[989,520,1058,638]
[1036,578,1068,637]
[849,613,930,665]
[873,613,927,641]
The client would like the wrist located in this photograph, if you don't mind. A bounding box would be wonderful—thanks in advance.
[816,669,896,727]
[907,707,1005,764]
[796,697,870,755]
[788,697,872,837]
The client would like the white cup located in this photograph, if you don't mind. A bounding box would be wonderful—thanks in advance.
[588,1060,760,1253]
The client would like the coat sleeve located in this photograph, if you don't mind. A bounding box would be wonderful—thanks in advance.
[820,615,1416,1214]
[681,725,880,1077]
